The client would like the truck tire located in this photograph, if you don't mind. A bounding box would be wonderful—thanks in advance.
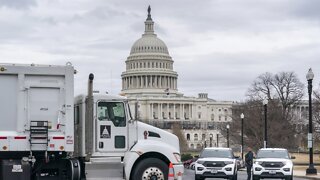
[132,158,168,180]
[66,159,81,180]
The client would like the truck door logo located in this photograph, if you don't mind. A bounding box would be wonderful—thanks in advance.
[100,125,111,139]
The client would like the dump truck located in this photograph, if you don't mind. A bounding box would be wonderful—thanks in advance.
[0,63,183,180]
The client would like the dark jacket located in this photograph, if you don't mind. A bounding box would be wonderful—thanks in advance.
[245,151,254,167]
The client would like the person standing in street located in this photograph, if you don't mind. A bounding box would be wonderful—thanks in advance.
[245,147,254,180]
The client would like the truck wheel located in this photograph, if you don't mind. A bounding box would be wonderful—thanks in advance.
[66,159,81,180]
[132,158,168,180]
[253,175,260,180]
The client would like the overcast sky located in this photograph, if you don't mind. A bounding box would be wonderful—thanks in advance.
[0,0,319,101]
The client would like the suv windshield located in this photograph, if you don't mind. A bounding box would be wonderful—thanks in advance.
[256,150,289,159]
[200,149,233,158]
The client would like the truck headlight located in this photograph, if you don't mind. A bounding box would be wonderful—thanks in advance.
[255,161,263,165]
[173,153,181,162]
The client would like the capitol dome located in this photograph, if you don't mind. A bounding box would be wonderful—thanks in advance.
[121,6,178,96]
[130,35,169,55]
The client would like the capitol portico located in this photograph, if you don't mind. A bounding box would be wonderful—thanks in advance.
[121,6,234,150]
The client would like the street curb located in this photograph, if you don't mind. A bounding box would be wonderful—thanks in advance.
[294,175,320,180]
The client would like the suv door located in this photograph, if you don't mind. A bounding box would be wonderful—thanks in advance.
[96,101,128,153]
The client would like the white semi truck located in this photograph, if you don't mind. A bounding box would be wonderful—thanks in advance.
[0,63,183,180]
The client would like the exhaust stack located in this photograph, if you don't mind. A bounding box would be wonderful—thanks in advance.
[85,73,94,158]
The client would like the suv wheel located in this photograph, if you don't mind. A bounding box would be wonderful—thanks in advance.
[232,174,237,180]
[253,175,260,180]
[195,174,204,180]
[285,175,293,180]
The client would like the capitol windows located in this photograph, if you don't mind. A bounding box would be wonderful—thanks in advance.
[219,109,221,112]
[202,134,206,140]
[194,134,198,141]
[219,116,221,121]
[197,144,201,149]
[211,114,214,120]
[186,134,190,141]
[198,112,201,119]
[144,62,146,68]
[225,116,227,121]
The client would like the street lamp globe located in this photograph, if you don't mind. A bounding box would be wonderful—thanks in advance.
[240,113,244,119]
[263,98,268,105]
[306,68,314,80]
[226,124,230,129]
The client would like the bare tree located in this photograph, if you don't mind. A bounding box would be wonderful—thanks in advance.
[171,122,188,152]
[228,100,298,151]
[271,72,304,119]
[247,72,274,100]
[313,85,320,125]
[228,72,304,151]
[247,72,304,120]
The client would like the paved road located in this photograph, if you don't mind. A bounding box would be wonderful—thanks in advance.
[183,168,308,180]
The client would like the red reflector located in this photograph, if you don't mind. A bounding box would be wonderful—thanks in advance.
[14,136,26,139]
[0,137,7,140]
[53,137,65,140]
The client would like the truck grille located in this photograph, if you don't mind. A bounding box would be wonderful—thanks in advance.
[203,161,226,167]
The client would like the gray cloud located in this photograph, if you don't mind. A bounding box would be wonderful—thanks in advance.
[0,0,36,9]
[0,0,319,101]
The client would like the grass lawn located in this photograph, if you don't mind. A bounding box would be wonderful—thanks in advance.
[291,153,320,164]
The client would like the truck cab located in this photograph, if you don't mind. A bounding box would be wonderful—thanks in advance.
[74,93,184,180]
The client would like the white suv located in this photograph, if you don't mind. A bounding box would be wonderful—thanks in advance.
[253,148,293,180]
[195,147,237,180]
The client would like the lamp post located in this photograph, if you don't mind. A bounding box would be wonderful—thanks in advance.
[241,113,244,160]
[263,98,268,148]
[216,134,219,147]
[210,134,213,147]
[306,68,317,175]
[226,124,230,148]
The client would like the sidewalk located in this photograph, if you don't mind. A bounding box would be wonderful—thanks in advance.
[293,166,320,179]
[294,169,320,179]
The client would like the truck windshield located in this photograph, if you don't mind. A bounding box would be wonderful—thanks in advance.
[97,101,126,127]
[200,149,233,158]
[256,150,289,159]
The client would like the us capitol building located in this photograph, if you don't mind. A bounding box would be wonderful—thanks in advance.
[121,7,234,150]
